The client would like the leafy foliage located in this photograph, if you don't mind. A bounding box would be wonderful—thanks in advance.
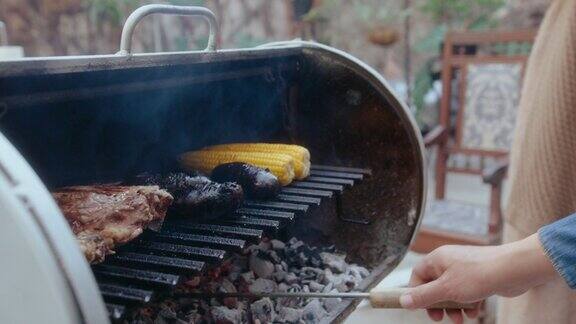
[412,0,505,123]
[85,0,206,26]
[420,0,504,26]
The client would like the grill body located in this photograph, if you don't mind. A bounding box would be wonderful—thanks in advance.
[0,40,425,323]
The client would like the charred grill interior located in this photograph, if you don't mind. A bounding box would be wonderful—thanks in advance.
[0,41,425,323]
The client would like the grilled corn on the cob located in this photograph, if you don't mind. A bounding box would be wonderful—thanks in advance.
[202,143,310,179]
[180,150,295,186]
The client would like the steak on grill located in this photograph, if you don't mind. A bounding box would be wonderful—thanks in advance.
[127,172,244,220]
[53,185,173,263]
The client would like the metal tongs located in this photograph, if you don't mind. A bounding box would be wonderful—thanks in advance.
[181,288,475,309]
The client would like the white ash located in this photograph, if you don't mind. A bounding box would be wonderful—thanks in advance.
[270,239,285,250]
[250,297,276,323]
[277,306,303,323]
[301,299,328,323]
[323,295,342,313]
[133,237,370,324]
[211,305,243,324]
[249,278,278,294]
[249,253,275,279]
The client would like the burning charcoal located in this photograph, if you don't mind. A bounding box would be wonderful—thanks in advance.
[296,252,309,267]
[319,268,333,285]
[301,299,327,323]
[309,255,323,268]
[322,282,334,293]
[291,240,305,251]
[267,250,281,263]
[302,285,310,293]
[250,298,276,323]
[219,278,237,293]
[277,307,303,324]
[320,252,347,273]
[300,268,319,281]
[185,311,204,323]
[288,237,299,245]
[288,284,302,293]
[356,265,370,278]
[228,257,248,282]
[158,305,178,320]
[347,266,363,282]
[270,239,285,250]
[285,272,299,285]
[308,281,325,292]
[211,306,242,324]
[223,297,239,310]
[247,241,271,254]
[281,261,288,269]
[334,276,356,293]
[184,276,201,289]
[228,272,241,283]
[272,270,287,282]
[249,254,275,279]
[279,285,302,308]
[231,255,249,269]
[240,271,255,285]
[302,267,323,275]
[249,278,278,294]
[323,296,342,313]
[278,283,290,292]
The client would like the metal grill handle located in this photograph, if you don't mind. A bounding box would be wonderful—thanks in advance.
[118,4,218,55]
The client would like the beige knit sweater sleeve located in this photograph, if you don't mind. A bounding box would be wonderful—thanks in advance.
[506,0,576,236]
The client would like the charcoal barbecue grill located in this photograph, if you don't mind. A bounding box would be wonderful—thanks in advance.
[0,5,426,323]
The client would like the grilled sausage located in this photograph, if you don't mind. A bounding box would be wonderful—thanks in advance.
[211,162,281,199]
[128,172,244,220]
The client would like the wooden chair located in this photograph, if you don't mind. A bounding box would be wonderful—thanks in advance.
[411,30,537,253]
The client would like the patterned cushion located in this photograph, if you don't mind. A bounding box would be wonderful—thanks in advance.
[422,200,489,237]
[460,63,523,152]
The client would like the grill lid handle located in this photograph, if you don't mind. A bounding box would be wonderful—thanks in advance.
[118,4,218,55]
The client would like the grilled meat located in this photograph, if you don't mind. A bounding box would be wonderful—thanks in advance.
[180,150,295,186]
[211,162,280,199]
[53,185,173,263]
[128,172,244,219]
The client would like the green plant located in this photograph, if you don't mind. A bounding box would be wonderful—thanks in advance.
[86,0,141,26]
[412,0,505,124]
[85,0,206,27]
[420,0,504,27]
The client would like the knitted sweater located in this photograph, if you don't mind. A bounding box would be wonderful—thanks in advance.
[506,0,576,236]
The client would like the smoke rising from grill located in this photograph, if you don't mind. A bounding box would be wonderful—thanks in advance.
[0,56,296,188]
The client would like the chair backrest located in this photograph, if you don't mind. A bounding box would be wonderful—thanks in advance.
[439,30,536,174]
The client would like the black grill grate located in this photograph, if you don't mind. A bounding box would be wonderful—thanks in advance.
[95,164,370,321]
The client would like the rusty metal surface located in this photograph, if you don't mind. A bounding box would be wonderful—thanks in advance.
[280,42,426,267]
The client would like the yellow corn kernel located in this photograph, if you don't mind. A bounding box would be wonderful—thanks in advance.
[202,143,310,179]
[180,150,295,186]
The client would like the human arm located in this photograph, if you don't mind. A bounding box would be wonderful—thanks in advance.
[401,232,558,323]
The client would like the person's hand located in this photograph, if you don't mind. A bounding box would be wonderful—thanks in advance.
[400,234,557,323]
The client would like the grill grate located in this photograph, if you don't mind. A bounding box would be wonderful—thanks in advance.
[95,164,370,320]
[93,264,180,287]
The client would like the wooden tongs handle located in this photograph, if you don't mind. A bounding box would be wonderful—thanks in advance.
[369,288,476,309]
